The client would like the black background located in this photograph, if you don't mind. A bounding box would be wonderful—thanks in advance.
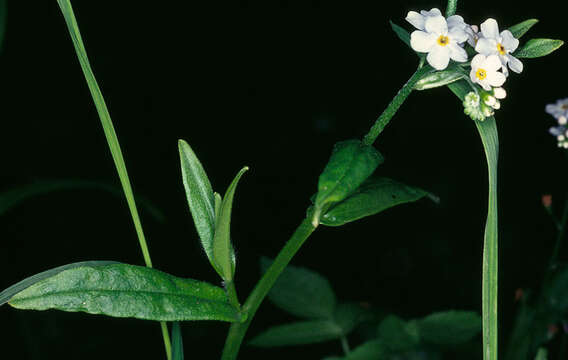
[1,0,567,359]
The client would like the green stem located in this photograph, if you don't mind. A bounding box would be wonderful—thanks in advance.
[445,0,458,17]
[221,218,317,360]
[362,66,431,146]
[340,335,351,355]
[56,1,170,359]
[225,280,241,311]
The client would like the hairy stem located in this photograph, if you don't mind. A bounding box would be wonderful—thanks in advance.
[446,0,458,17]
[56,1,170,358]
[362,66,431,146]
[221,218,317,360]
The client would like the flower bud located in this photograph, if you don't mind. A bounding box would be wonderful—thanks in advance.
[493,87,506,99]
[542,195,552,208]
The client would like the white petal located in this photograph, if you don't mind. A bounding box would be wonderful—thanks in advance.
[406,11,425,30]
[425,15,448,35]
[500,30,519,52]
[421,8,442,17]
[485,55,503,71]
[493,87,506,99]
[471,54,486,69]
[427,46,450,70]
[447,15,466,30]
[470,69,478,83]
[501,64,509,78]
[449,43,468,62]
[449,27,469,44]
[475,38,498,56]
[487,71,506,87]
[507,54,524,73]
[479,79,492,91]
[480,18,500,39]
[410,31,436,53]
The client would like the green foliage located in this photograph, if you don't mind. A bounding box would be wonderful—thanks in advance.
[213,166,248,281]
[534,348,548,360]
[514,38,564,59]
[342,340,386,359]
[171,322,185,360]
[260,257,336,319]
[249,320,343,347]
[417,311,482,346]
[0,179,165,222]
[508,19,539,39]
[414,66,465,91]
[313,140,384,226]
[319,177,430,227]
[4,263,242,322]
[377,315,420,352]
[390,21,411,48]
[178,139,218,271]
[333,303,375,335]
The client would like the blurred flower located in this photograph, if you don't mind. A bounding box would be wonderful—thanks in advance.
[546,98,568,120]
[475,19,523,76]
[542,195,552,209]
[470,54,506,91]
[549,125,568,148]
[409,14,468,70]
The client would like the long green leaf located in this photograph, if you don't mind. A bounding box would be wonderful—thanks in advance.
[320,177,429,226]
[213,166,248,281]
[56,0,153,268]
[6,263,242,322]
[448,80,499,360]
[171,322,185,360]
[249,320,343,347]
[417,311,482,345]
[508,19,539,39]
[0,261,117,306]
[178,140,218,274]
[313,140,383,226]
[390,21,411,49]
[514,38,564,59]
[0,179,165,222]
[261,257,336,319]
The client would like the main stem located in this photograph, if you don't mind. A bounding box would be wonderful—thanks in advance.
[221,218,316,359]
[56,1,171,358]
[362,65,431,146]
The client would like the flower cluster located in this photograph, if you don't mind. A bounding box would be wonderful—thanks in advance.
[406,8,523,121]
[545,98,568,149]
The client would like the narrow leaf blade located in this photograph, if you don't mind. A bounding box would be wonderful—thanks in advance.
[515,38,564,58]
[314,140,384,225]
[213,166,248,281]
[261,257,336,319]
[417,311,482,345]
[320,177,429,226]
[249,320,342,347]
[390,21,411,48]
[171,322,185,360]
[508,19,539,39]
[178,140,218,274]
[6,263,241,322]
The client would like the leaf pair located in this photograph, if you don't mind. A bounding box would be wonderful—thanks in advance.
[249,258,374,347]
[1,262,242,322]
[178,139,248,281]
[311,139,432,227]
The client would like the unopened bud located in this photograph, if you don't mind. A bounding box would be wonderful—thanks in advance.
[542,195,552,208]
[559,116,567,125]
[493,87,506,99]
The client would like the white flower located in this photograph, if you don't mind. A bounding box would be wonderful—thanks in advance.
[466,24,481,47]
[406,8,443,31]
[475,19,523,76]
[410,15,468,70]
[469,54,506,91]
[545,98,568,119]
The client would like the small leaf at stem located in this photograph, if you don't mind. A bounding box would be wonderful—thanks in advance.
[5,263,242,322]
[261,257,336,319]
[248,320,343,347]
[508,19,539,39]
[514,38,564,58]
[417,310,482,345]
[313,140,383,226]
[390,21,411,48]
[377,315,420,352]
[343,340,386,359]
[213,166,248,281]
[320,177,430,226]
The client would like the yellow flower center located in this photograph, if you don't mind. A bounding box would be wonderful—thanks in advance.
[497,43,506,55]
[476,68,487,81]
[437,35,449,46]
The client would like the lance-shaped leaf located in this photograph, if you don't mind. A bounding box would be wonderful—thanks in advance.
[343,340,386,360]
[3,263,242,322]
[415,66,465,90]
[261,257,336,319]
[178,140,219,275]
[171,322,185,360]
[213,166,248,281]
[417,311,482,345]
[390,21,411,49]
[249,320,343,347]
[508,19,539,39]
[313,140,383,226]
[514,38,564,58]
[320,177,430,227]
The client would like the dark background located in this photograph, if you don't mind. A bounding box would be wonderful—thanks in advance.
[1,0,567,359]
